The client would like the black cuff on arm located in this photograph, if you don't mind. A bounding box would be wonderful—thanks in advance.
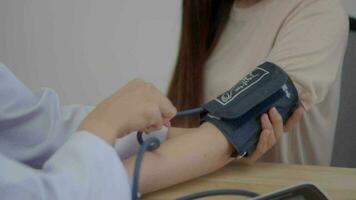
[201,62,299,158]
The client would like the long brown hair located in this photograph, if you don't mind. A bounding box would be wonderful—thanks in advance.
[167,0,235,127]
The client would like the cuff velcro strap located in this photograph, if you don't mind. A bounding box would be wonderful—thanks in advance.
[201,62,299,157]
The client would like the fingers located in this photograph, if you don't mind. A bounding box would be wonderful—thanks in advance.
[284,105,305,132]
[144,106,173,133]
[145,103,174,133]
[261,113,277,150]
[269,107,284,140]
[143,106,164,132]
[241,106,303,164]
[142,124,162,133]
[143,82,176,118]
[261,113,272,130]
[243,128,271,164]
[241,112,279,164]
[148,84,177,128]
[139,82,176,133]
[158,96,177,122]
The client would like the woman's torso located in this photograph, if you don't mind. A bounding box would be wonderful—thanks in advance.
[204,0,348,165]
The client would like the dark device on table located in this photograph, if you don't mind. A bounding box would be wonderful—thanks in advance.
[253,183,330,200]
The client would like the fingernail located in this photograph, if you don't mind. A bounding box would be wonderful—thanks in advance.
[263,114,271,124]
[272,107,278,113]
[262,113,268,119]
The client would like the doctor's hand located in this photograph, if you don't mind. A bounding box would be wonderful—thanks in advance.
[239,105,304,164]
[79,79,177,145]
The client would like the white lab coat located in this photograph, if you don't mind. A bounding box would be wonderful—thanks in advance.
[0,63,167,200]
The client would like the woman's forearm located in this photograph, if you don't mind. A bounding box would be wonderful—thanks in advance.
[123,123,234,194]
[166,126,197,139]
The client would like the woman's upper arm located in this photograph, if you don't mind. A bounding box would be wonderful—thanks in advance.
[267,0,349,110]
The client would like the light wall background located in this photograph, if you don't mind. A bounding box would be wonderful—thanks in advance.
[0,0,181,105]
[343,0,356,17]
[0,0,354,105]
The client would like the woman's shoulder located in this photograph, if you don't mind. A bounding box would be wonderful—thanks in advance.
[233,0,348,28]
[276,0,348,24]
[262,0,349,39]
[240,0,349,30]
[267,0,346,11]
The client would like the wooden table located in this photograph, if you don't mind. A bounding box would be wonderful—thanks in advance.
[143,162,356,200]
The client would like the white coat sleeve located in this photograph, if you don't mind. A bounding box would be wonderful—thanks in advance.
[0,64,131,199]
[0,131,131,200]
[0,64,94,168]
[0,63,167,165]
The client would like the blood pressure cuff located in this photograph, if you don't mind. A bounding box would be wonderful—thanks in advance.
[201,62,299,158]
